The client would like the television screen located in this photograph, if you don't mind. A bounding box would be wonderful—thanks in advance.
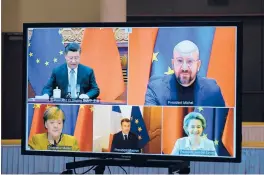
[22,22,242,162]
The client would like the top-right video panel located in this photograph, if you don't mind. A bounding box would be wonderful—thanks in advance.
[128,26,237,107]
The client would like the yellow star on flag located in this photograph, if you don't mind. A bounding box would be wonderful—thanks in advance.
[90,106,94,112]
[135,119,139,124]
[121,55,127,61]
[164,66,174,75]
[29,52,33,57]
[33,104,41,108]
[138,135,142,140]
[36,59,40,63]
[198,107,203,112]
[45,61,49,66]
[152,52,159,62]
[202,133,208,139]
[28,42,31,47]
[214,140,219,146]
[80,105,85,109]
[53,58,58,63]
[138,127,142,132]
[59,50,63,55]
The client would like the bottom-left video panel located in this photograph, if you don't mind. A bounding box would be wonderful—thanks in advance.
[26,104,93,152]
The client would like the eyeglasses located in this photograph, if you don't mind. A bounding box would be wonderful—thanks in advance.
[174,57,199,67]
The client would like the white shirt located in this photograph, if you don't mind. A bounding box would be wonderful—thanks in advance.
[171,137,217,156]
[67,66,78,88]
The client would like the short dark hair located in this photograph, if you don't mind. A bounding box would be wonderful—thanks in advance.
[64,42,81,55]
[121,118,131,125]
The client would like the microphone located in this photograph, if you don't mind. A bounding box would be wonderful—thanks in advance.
[66,84,72,100]
[54,140,57,146]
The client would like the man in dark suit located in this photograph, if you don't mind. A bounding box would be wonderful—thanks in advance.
[110,118,140,153]
[145,40,225,107]
[41,43,100,99]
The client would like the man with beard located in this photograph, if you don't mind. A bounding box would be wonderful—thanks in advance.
[144,40,225,107]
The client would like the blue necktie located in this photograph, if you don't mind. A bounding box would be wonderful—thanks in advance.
[70,69,76,98]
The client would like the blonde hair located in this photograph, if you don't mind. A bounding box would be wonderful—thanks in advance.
[183,112,206,135]
[43,106,65,123]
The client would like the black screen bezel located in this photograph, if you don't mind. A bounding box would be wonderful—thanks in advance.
[21,21,242,163]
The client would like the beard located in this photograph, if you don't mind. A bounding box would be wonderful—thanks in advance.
[177,72,194,86]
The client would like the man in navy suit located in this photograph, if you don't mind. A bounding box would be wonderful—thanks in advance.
[145,40,225,107]
[42,43,99,99]
[110,118,140,153]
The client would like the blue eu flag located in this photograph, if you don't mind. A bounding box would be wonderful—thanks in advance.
[130,106,150,148]
[28,28,65,96]
[58,105,79,135]
[150,27,215,78]
[194,107,231,156]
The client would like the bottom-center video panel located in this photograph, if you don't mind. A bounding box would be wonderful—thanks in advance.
[92,105,162,154]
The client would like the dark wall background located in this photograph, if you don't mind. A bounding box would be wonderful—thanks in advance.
[127,0,264,122]
[2,33,23,139]
[127,0,263,16]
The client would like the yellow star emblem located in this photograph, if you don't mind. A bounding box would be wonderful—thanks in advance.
[29,52,33,57]
[33,104,41,108]
[164,66,174,75]
[138,135,142,140]
[138,127,142,132]
[198,107,203,112]
[135,119,139,124]
[120,55,127,61]
[79,105,85,109]
[28,42,31,47]
[202,133,208,139]
[53,58,58,63]
[214,140,219,146]
[36,59,40,63]
[90,106,94,112]
[59,50,63,55]
[45,61,49,66]
[152,52,159,62]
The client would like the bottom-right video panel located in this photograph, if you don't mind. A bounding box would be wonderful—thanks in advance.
[162,107,235,158]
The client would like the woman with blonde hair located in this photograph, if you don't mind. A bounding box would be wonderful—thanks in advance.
[171,112,217,156]
[28,106,79,151]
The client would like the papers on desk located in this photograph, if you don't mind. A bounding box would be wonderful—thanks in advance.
[35,95,49,100]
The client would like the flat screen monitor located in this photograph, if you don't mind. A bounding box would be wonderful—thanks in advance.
[22,21,242,163]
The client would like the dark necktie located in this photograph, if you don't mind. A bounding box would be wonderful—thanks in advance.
[124,135,128,140]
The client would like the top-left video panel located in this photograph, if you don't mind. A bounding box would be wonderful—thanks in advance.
[27,27,128,105]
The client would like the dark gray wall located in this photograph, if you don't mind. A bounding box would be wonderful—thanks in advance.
[127,0,263,16]
[127,0,264,122]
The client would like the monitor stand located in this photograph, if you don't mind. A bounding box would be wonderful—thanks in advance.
[61,158,190,174]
